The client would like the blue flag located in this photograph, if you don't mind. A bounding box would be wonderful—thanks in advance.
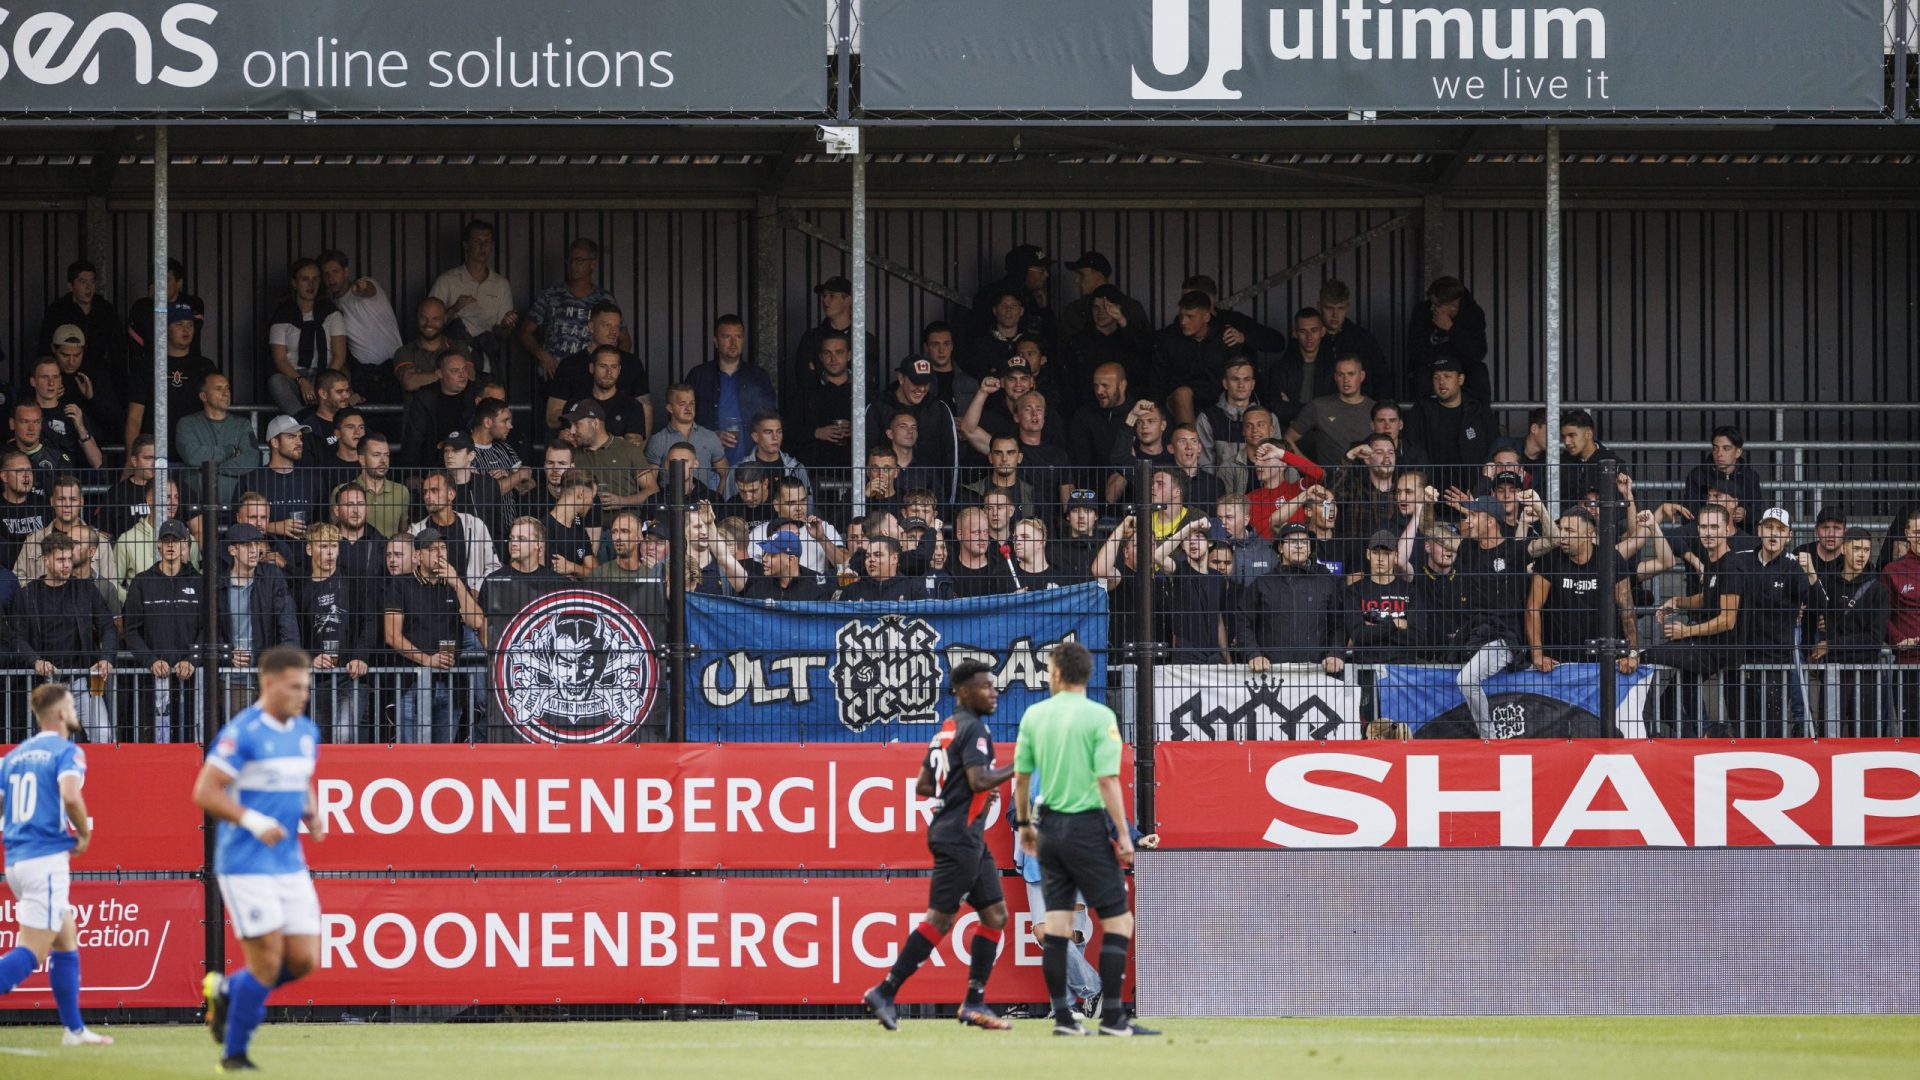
[686,583,1110,742]
[1379,664,1653,739]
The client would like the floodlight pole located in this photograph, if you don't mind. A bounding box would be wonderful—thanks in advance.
[1543,125,1563,512]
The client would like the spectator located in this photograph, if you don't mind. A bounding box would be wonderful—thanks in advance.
[1444,492,1557,737]
[544,469,601,579]
[862,447,905,516]
[560,400,647,511]
[96,436,158,542]
[317,249,404,400]
[1154,517,1231,663]
[297,522,373,744]
[216,522,299,702]
[1369,401,1427,470]
[410,471,501,594]
[400,350,479,470]
[981,489,1020,545]
[1285,355,1375,471]
[266,257,347,414]
[470,399,535,506]
[1008,516,1074,592]
[5,533,116,741]
[1195,356,1263,468]
[864,355,958,502]
[971,245,1056,350]
[16,475,117,585]
[120,519,202,743]
[481,516,568,621]
[295,369,355,463]
[1302,494,1358,581]
[1735,510,1821,732]
[962,436,1039,514]
[126,256,204,358]
[547,304,651,431]
[1105,400,1174,505]
[1799,506,1851,584]
[328,482,387,634]
[1180,274,1290,356]
[790,330,855,470]
[6,404,75,499]
[1237,522,1347,676]
[1402,356,1499,494]
[749,479,845,575]
[391,297,458,394]
[686,314,776,464]
[1152,291,1231,425]
[124,302,215,451]
[962,286,1029,383]
[1068,362,1135,474]
[25,356,100,471]
[1645,503,1744,735]
[36,260,125,387]
[1405,522,1471,665]
[643,384,729,491]
[428,219,518,359]
[521,238,623,391]
[245,416,323,554]
[225,492,290,576]
[0,452,49,570]
[1062,284,1154,412]
[1058,252,1149,347]
[1262,308,1337,429]
[1316,280,1391,397]
[637,443,723,525]
[917,321,977,413]
[588,511,654,585]
[1809,527,1891,733]
[1166,425,1223,514]
[310,406,368,499]
[1344,531,1417,672]
[338,432,410,541]
[1883,510,1920,729]
[1246,439,1327,540]
[1556,409,1622,508]
[1676,426,1764,527]
[1213,407,1277,499]
[945,506,1017,598]
[1404,276,1490,402]
[383,527,484,744]
[788,276,878,408]
[962,353,1065,458]
[720,461,777,525]
[734,528,833,601]
[1212,493,1276,587]
[1090,514,1149,646]
[546,343,647,441]
[837,535,942,601]
[1332,432,1400,543]
[1495,407,1552,496]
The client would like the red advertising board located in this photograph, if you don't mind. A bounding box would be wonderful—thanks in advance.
[309,745,1129,871]
[0,880,206,1009]
[0,744,205,871]
[226,876,1115,1007]
[1156,739,1920,848]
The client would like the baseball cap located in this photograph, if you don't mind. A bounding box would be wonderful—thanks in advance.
[759,532,803,559]
[50,324,85,348]
[1367,529,1399,551]
[225,523,264,545]
[1760,507,1792,529]
[560,399,606,425]
[1816,506,1847,526]
[1067,488,1100,506]
[1005,244,1048,273]
[998,355,1034,377]
[439,431,476,452]
[1207,522,1232,542]
[640,519,665,539]
[264,415,310,441]
[1492,470,1527,489]
[1462,496,1504,521]
[1429,355,1465,374]
[1276,522,1310,539]
[156,519,193,543]
[902,517,930,531]
[413,526,445,545]
[166,302,201,324]
[897,353,934,386]
[814,275,853,296]
[1065,251,1112,277]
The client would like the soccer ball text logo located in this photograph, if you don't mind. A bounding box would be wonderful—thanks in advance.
[830,615,942,734]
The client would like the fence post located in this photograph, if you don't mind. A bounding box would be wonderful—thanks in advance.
[1132,458,1156,830]
[667,458,688,743]
[199,459,224,984]
[1597,459,1620,737]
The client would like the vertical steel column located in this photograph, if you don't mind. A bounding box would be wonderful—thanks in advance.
[850,144,868,519]
[153,126,170,513]
[199,460,223,983]
[753,194,784,387]
[667,459,688,742]
[1543,126,1564,513]
[1133,458,1156,829]
[1598,459,1620,736]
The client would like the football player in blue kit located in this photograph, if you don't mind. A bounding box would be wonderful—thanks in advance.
[0,682,113,1046]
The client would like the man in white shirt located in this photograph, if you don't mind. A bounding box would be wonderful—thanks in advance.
[318,250,403,376]
[428,220,518,358]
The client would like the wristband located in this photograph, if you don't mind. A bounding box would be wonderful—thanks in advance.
[1014,819,1032,829]
[238,809,278,839]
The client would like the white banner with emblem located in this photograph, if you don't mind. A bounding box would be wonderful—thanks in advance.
[1153,664,1365,742]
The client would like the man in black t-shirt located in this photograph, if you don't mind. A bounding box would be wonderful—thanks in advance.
[543,469,600,579]
[1645,504,1747,735]
[1737,509,1821,733]
[946,506,1018,598]
[382,528,484,743]
[0,452,51,571]
[1526,509,1639,673]
[864,662,1015,1032]
[1446,493,1558,737]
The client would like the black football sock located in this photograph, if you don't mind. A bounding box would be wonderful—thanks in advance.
[1041,934,1074,1022]
[963,926,1002,1007]
[1098,933,1130,1027]
[880,922,943,994]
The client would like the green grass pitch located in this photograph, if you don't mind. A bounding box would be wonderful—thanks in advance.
[1,1015,1916,1078]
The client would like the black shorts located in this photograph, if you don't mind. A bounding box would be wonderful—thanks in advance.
[927,838,1003,914]
[1037,809,1129,919]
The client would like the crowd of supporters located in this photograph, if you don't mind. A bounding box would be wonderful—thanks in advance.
[6,238,1919,741]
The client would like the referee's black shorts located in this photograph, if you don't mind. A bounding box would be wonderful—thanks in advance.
[927,838,1003,914]
[1037,809,1128,919]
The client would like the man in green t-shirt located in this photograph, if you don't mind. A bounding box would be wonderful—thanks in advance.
[1012,642,1158,1038]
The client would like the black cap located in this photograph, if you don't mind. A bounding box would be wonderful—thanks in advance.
[225,523,264,544]
[1816,506,1847,526]
[814,275,852,296]
[997,355,1034,377]
[156,520,192,543]
[1492,470,1526,489]
[1276,522,1310,539]
[439,431,476,452]
[1367,529,1399,550]
[1429,355,1465,375]
[560,399,606,424]
[1067,488,1099,506]
[897,353,934,386]
[1065,251,1112,277]
[413,526,444,545]
[902,517,930,531]
[1005,244,1048,273]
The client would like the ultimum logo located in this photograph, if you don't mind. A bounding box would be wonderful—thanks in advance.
[1132,0,1609,101]
[0,4,218,87]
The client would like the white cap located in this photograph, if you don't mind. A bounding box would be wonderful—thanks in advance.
[1760,507,1791,528]
[265,415,311,441]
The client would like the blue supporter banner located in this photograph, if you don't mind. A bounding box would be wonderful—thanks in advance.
[687,583,1110,742]
[1380,664,1653,739]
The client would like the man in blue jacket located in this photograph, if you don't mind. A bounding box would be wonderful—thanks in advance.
[685,314,776,465]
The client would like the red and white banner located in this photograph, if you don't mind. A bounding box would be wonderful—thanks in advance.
[309,746,1129,871]
[1156,739,1920,848]
[0,745,205,871]
[227,876,1120,1006]
[1,880,207,1009]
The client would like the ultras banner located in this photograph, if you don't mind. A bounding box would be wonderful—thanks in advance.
[231,877,1129,1006]
[0,1,827,116]
[1153,663,1364,742]
[861,0,1886,114]
[0,880,208,1008]
[1154,739,1920,848]
[486,582,665,745]
[686,584,1109,743]
[0,744,204,870]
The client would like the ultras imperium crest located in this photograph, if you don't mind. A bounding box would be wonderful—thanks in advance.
[492,589,659,744]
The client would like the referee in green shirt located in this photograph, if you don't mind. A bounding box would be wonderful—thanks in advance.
[1013,641,1158,1038]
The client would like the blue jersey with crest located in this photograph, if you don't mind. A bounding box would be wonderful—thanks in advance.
[1,732,85,867]
[207,706,319,876]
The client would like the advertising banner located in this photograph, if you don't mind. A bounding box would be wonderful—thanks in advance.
[861,0,1886,115]
[0,744,204,871]
[0,880,207,1008]
[236,876,1118,1007]
[0,1,828,116]
[1154,663,1363,741]
[1155,739,1920,848]
[687,584,1109,743]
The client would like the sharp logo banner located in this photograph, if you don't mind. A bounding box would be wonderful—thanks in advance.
[861,0,1886,114]
[1379,663,1651,739]
[0,1,827,115]
[1155,664,1363,741]
[687,584,1109,743]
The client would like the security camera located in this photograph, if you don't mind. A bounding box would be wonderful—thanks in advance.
[817,126,860,155]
